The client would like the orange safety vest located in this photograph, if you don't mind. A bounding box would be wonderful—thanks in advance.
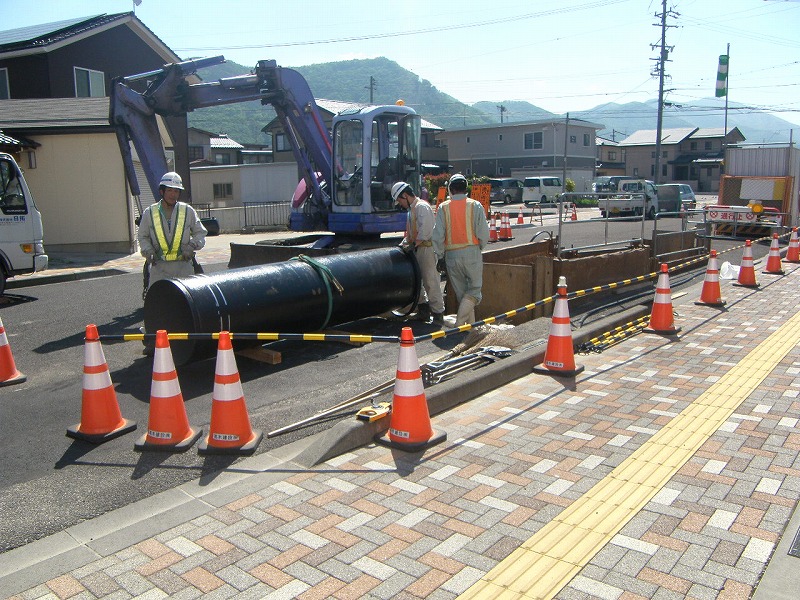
[442,199,479,250]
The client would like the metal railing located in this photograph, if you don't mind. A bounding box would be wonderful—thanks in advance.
[243,201,291,230]
[193,203,212,219]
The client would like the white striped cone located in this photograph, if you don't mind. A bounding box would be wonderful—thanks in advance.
[489,214,498,242]
[199,332,262,455]
[517,209,524,225]
[735,240,759,288]
[695,251,726,306]
[534,277,584,376]
[763,234,784,275]
[786,228,800,263]
[67,324,136,443]
[135,330,201,452]
[644,264,681,335]
[0,316,25,386]
[376,326,446,451]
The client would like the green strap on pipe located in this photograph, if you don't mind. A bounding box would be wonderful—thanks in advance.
[290,254,344,330]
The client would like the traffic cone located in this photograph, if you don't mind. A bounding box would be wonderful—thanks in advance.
[0,316,26,387]
[375,327,446,452]
[571,204,578,221]
[489,213,498,242]
[199,332,262,455]
[533,277,584,377]
[134,330,202,452]
[734,240,759,288]
[517,209,524,225]
[66,324,137,443]
[695,250,726,307]
[763,233,784,275]
[503,212,513,239]
[643,264,681,335]
[786,228,800,263]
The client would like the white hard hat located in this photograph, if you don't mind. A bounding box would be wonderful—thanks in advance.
[159,171,184,190]
[448,173,467,190]
[391,181,412,202]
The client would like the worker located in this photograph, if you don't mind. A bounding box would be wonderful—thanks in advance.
[137,172,206,354]
[391,181,445,325]
[138,171,207,289]
[432,173,490,326]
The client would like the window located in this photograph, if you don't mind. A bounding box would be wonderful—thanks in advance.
[662,164,667,177]
[663,151,668,158]
[74,67,105,97]
[651,151,656,159]
[569,135,576,144]
[0,68,8,99]
[690,141,697,151]
[633,167,639,176]
[705,141,713,150]
[275,133,291,152]
[583,134,590,146]
[466,136,470,143]
[213,183,233,199]
[524,132,543,150]
[188,146,204,161]
[214,153,232,165]
[499,134,503,141]
[608,151,617,160]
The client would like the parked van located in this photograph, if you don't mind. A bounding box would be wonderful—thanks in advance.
[654,184,686,214]
[488,178,523,204]
[523,176,562,205]
[0,153,48,294]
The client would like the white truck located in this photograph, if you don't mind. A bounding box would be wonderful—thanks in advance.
[597,179,660,219]
[0,153,48,295]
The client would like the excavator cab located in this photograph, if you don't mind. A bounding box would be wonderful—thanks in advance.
[331,105,421,234]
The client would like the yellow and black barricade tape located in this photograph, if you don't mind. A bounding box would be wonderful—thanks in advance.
[99,332,399,344]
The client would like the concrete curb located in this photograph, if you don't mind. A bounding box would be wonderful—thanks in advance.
[6,268,127,289]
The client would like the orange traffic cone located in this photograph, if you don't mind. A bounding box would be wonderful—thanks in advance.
[763,233,784,275]
[499,212,510,240]
[199,332,262,455]
[517,209,524,225]
[533,277,584,377]
[0,316,26,387]
[644,264,681,335]
[695,250,726,307]
[66,324,137,443]
[734,240,759,288]
[376,327,446,452]
[571,204,578,221]
[489,213,498,242]
[786,228,800,263]
[505,212,514,239]
[134,330,202,452]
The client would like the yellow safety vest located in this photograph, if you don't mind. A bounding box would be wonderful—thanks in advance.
[151,202,187,261]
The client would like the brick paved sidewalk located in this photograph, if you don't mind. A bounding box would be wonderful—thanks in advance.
[4,258,800,599]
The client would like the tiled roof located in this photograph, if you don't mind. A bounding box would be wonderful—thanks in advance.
[0,98,110,129]
[210,135,244,149]
[618,128,697,146]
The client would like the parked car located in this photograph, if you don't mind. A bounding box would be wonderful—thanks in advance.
[654,184,684,215]
[592,175,637,193]
[522,176,562,205]
[488,178,523,204]
[678,184,697,209]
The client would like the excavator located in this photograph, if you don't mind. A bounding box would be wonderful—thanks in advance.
[109,55,423,241]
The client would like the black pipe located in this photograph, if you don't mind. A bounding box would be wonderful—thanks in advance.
[144,247,420,365]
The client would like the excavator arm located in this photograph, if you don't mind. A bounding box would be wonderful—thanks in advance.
[110,56,332,218]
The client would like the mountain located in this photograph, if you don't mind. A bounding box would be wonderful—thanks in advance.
[188,58,798,145]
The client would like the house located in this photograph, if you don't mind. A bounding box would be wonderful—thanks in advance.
[595,136,626,177]
[0,13,186,252]
[436,118,603,192]
[262,98,448,175]
[618,127,745,193]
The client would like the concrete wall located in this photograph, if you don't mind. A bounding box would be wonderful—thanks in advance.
[190,163,298,208]
[22,132,133,253]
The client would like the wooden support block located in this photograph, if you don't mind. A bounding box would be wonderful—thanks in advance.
[236,346,282,364]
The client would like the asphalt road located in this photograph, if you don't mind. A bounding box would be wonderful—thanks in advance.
[0,207,772,552]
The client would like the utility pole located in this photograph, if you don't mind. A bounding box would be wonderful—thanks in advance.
[651,0,678,184]
[365,76,376,103]
[497,104,507,124]
[562,113,569,192]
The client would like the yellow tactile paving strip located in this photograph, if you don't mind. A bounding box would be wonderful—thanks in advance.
[460,308,800,600]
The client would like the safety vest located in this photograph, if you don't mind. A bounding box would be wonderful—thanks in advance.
[442,199,479,251]
[151,202,187,261]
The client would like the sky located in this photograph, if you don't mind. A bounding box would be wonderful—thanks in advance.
[4,0,800,130]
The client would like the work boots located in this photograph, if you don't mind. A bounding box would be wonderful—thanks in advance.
[414,303,432,322]
[455,296,477,326]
